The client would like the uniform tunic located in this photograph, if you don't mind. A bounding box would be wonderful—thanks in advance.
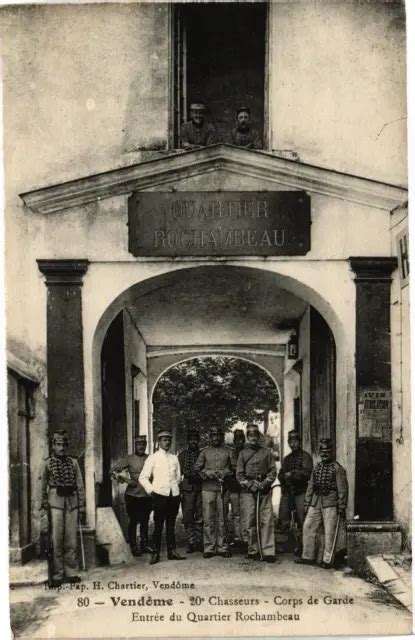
[41,456,85,582]
[236,445,276,557]
[111,453,152,550]
[194,445,233,553]
[227,127,262,149]
[181,121,217,148]
[302,460,348,564]
[278,449,313,532]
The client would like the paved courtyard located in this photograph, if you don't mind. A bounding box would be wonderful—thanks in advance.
[10,549,412,639]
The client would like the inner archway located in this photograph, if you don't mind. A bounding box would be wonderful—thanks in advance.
[152,355,281,454]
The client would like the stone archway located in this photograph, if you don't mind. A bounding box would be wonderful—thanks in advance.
[88,263,347,531]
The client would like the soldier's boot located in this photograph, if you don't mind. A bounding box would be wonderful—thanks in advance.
[130,542,142,557]
[140,537,153,554]
[167,550,187,560]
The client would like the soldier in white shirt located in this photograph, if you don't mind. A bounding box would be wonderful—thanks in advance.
[139,430,186,565]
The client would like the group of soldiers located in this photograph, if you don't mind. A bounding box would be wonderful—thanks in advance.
[112,424,348,568]
[181,102,262,150]
[41,425,348,584]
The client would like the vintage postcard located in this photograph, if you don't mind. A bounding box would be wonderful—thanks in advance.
[4,0,412,638]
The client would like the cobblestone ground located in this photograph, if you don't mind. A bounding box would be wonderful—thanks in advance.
[10,548,412,639]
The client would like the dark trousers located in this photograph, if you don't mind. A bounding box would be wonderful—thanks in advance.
[181,489,203,547]
[152,492,181,553]
[125,494,153,548]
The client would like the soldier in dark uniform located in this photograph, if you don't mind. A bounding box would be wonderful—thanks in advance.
[227,429,247,548]
[179,429,203,553]
[111,435,153,557]
[227,106,262,149]
[40,430,85,587]
[236,424,277,562]
[278,430,313,554]
[194,426,233,558]
[181,102,217,150]
[296,438,348,568]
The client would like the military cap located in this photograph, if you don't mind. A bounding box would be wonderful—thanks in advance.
[237,105,250,115]
[190,102,206,111]
[288,430,300,440]
[233,428,246,440]
[319,438,334,451]
[246,423,259,433]
[52,430,69,443]
[134,435,147,442]
[157,429,173,439]
[209,425,222,434]
[186,429,200,441]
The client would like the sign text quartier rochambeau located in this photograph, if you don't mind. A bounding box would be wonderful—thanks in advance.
[128,191,310,257]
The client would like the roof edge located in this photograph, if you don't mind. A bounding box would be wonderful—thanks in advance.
[20,144,408,214]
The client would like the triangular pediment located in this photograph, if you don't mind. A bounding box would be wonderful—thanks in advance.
[21,144,406,214]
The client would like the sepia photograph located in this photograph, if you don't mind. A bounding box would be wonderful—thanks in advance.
[4,0,411,638]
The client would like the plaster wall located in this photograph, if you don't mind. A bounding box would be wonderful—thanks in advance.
[282,364,301,460]
[390,210,411,545]
[269,1,407,185]
[123,309,148,456]
[298,309,311,457]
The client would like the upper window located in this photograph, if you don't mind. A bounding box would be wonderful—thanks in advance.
[171,3,267,150]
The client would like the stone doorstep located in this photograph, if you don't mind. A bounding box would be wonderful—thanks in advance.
[367,555,413,613]
[9,560,48,588]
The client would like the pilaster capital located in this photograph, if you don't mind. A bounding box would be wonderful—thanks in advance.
[348,257,398,283]
[37,259,89,286]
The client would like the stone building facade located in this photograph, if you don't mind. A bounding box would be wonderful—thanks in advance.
[4,2,409,565]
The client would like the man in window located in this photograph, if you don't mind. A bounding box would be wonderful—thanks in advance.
[110,435,153,557]
[181,102,217,150]
[227,106,262,149]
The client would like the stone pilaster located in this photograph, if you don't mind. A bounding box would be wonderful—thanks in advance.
[37,260,89,465]
[349,257,397,521]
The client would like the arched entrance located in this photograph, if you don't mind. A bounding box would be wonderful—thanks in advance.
[91,264,340,523]
[151,355,281,453]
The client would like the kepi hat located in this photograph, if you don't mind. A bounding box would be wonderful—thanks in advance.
[157,429,173,439]
[319,437,334,452]
[190,102,206,111]
[52,430,69,443]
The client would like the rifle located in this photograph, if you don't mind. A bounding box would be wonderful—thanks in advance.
[255,481,264,561]
[220,479,232,556]
[47,507,54,588]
